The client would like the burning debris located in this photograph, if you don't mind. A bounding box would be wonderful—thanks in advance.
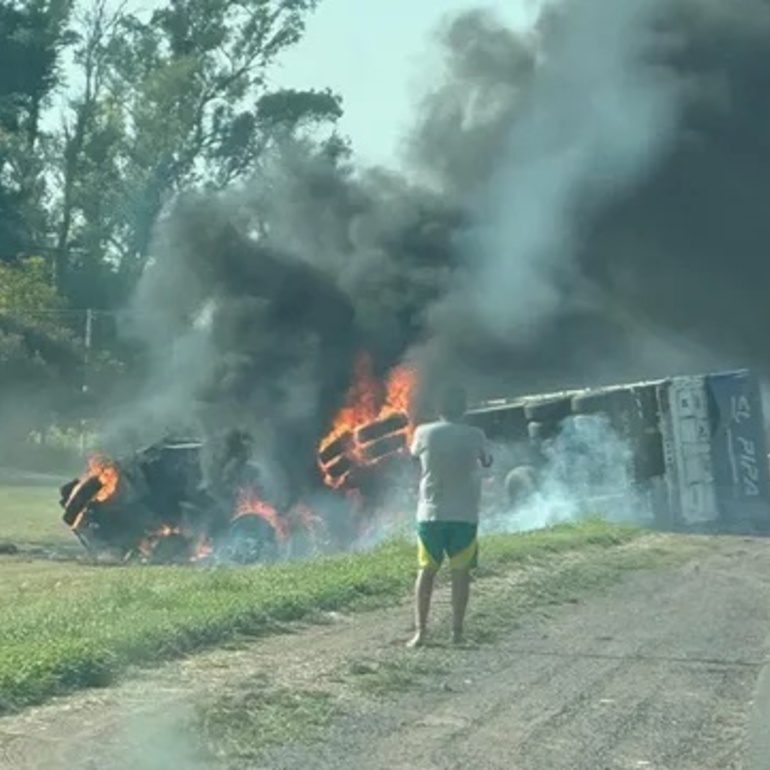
[317,354,415,489]
[59,357,420,564]
[58,436,323,564]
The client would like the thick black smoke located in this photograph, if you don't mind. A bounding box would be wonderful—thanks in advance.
[581,0,770,374]
[408,0,770,396]
[122,0,770,498]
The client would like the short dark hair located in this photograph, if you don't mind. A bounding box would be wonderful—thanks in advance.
[438,385,468,421]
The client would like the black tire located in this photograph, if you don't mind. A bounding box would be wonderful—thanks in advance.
[318,431,352,465]
[360,432,407,462]
[524,397,573,424]
[59,478,79,506]
[356,413,409,445]
[224,513,278,564]
[634,430,666,480]
[62,476,103,526]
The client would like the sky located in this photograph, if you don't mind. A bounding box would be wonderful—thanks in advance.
[267,0,539,167]
[79,0,541,169]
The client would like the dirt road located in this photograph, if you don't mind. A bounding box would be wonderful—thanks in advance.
[2,535,770,770]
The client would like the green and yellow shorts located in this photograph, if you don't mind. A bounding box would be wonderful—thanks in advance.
[417,521,478,571]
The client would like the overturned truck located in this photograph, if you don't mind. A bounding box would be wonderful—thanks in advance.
[465,368,770,534]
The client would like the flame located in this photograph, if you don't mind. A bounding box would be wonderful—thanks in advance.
[380,364,416,445]
[317,353,417,488]
[67,454,120,529]
[137,524,185,559]
[234,490,289,540]
[318,354,380,455]
[194,537,214,560]
[157,524,181,537]
[89,455,119,502]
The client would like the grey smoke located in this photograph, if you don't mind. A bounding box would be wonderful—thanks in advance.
[481,413,644,534]
[466,0,677,343]
[115,0,770,499]
[412,0,770,395]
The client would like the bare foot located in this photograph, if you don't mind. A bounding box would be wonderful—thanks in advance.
[406,630,425,648]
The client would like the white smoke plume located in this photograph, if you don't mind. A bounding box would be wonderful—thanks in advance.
[473,0,676,336]
[420,0,680,380]
[481,414,647,534]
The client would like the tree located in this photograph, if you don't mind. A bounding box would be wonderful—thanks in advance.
[52,0,343,306]
[0,256,124,444]
[0,257,77,441]
[0,0,74,259]
[0,0,346,446]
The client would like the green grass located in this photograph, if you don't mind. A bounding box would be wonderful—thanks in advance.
[347,654,451,696]
[0,484,72,547]
[0,483,640,715]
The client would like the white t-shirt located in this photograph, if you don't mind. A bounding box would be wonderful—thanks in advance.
[409,419,490,523]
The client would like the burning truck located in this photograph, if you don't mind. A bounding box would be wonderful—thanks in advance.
[58,355,419,564]
[59,357,770,563]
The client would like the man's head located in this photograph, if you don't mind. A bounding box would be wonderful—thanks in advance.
[438,385,468,422]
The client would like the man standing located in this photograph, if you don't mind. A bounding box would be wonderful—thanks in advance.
[407,386,492,648]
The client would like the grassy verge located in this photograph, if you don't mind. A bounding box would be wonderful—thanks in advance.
[0,518,637,714]
[0,484,72,547]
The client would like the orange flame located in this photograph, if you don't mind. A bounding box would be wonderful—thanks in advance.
[68,454,120,529]
[318,354,380,454]
[137,524,186,559]
[317,353,417,488]
[381,365,416,444]
[88,455,119,502]
[194,537,214,560]
[234,490,289,541]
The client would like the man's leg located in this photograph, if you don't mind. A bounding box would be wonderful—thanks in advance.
[407,567,436,648]
[449,568,471,644]
[408,523,443,648]
[447,523,478,644]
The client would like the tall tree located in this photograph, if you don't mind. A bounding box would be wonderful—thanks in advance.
[0,0,74,260]
[53,0,343,306]
[49,0,124,299]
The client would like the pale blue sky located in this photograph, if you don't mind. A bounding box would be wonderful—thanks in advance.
[270,0,539,166]
[77,0,540,168]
